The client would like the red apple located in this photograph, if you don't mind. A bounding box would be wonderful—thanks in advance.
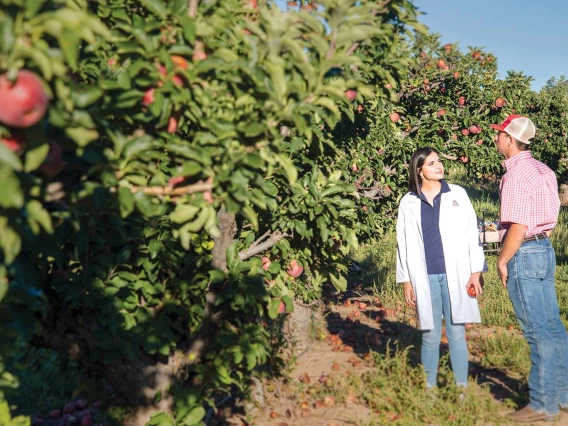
[170,55,188,70]
[261,257,271,272]
[167,115,178,133]
[345,89,357,101]
[142,88,155,106]
[64,402,76,414]
[40,143,64,177]
[467,283,476,298]
[495,97,505,108]
[75,400,87,410]
[476,140,483,146]
[351,163,358,172]
[358,302,367,311]
[461,128,469,136]
[81,416,93,426]
[192,42,208,61]
[453,71,460,78]
[1,133,26,155]
[286,260,303,277]
[458,96,466,106]
[437,109,446,118]
[389,112,400,122]
[459,156,469,163]
[436,59,446,69]
[472,51,481,60]
[277,299,286,314]
[385,83,392,90]
[469,125,479,134]
[50,409,62,419]
[443,43,451,53]
[0,70,49,128]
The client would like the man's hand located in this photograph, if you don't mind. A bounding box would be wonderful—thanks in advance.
[497,223,527,288]
[403,282,415,307]
[497,261,508,287]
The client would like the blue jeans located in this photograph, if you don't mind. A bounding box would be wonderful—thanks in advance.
[506,237,568,415]
[422,273,469,388]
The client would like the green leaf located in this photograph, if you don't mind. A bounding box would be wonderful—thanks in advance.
[71,86,104,108]
[24,142,49,173]
[118,187,135,218]
[26,200,53,233]
[0,144,23,171]
[268,298,280,319]
[143,0,168,18]
[65,128,99,147]
[58,30,80,70]
[170,204,199,223]
[181,407,206,425]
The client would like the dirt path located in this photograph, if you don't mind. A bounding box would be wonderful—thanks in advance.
[244,289,568,426]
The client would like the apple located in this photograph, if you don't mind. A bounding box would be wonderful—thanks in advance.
[443,43,451,53]
[469,125,480,134]
[277,299,286,314]
[0,70,49,128]
[64,402,76,414]
[458,96,466,106]
[345,89,357,101]
[40,143,64,177]
[142,88,155,106]
[459,156,469,163]
[81,417,93,426]
[467,283,476,298]
[437,109,446,118]
[286,260,303,277]
[423,78,429,85]
[453,71,460,79]
[170,55,188,70]
[192,42,208,61]
[472,51,481,60]
[261,256,271,271]
[461,128,469,136]
[389,112,400,122]
[358,302,367,310]
[476,140,483,146]
[351,163,358,172]
[357,104,363,112]
[385,83,392,90]
[75,400,88,410]
[167,114,178,133]
[495,97,505,108]
[436,59,446,69]
[50,409,62,419]
[2,133,26,155]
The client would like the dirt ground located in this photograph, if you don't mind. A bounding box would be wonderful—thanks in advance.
[228,284,568,426]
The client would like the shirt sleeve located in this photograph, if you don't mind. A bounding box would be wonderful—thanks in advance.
[500,175,535,226]
[396,201,410,283]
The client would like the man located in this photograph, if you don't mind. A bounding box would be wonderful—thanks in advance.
[491,114,568,423]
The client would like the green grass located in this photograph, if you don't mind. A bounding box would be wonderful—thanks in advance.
[345,171,568,424]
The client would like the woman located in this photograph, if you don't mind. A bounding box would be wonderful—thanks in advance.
[396,147,486,388]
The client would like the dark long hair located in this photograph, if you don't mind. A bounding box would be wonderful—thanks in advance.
[408,147,439,196]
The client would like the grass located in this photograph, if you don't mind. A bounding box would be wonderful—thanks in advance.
[343,170,568,424]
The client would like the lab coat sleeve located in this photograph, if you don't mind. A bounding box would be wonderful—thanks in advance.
[396,200,410,283]
[463,192,487,273]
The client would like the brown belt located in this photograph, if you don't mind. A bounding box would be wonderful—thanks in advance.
[523,232,549,242]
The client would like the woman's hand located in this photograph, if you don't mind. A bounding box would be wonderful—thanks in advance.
[403,282,416,307]
[466,272,483,297]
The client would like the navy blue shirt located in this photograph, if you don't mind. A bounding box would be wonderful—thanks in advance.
[414,180,451,275]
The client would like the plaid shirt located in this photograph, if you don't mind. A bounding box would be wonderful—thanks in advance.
[499,151,560,239]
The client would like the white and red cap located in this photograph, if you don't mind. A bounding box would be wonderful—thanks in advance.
[490,114,536,144]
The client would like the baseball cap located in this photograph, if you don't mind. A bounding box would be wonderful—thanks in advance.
[490,114,536,144]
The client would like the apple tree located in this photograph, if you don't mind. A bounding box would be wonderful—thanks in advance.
[0,0,424,424]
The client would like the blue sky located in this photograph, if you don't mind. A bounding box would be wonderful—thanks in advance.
[410,0,568,90]
[274,0,568,91]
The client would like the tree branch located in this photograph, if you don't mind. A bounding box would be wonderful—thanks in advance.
[188,0,199,18]
[110,181,213,196]
[238,231,292,261]
[440,153,458,161]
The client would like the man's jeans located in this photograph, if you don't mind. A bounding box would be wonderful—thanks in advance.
[422,273,469,388]
[506,238,568,415]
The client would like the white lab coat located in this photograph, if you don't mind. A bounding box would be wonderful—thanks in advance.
[396,184,486,330]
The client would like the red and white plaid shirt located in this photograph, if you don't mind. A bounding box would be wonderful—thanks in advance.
[499,151,560,239]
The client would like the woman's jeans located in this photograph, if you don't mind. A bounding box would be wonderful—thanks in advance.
[422,273,468,388]
[506,238,568,415]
